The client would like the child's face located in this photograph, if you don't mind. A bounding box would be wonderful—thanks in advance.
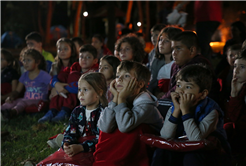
[99,60,114,81]
[91,37,103,50]
[1,54,9,70]
[151,30,160,46]
[233,59,246,83]
[78,79,99,110]
[114,45,120,60]
[119,42,133,61]
[227,49,237,67]
[57,42,72,60]
[79,51,97,71]
[158,33,172,55]
[175,79,203,102]
[115,68,135,92]
[171,41,193,67]
[26,40,42,52]
[23,54,38,71]
[74,41,81,55]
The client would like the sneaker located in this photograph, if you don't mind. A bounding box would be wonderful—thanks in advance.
[55,133,64,147]
[38,110,54,123]
[47,139,60,149]
[51,110,68,122]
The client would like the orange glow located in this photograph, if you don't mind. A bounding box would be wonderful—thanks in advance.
[210,42,225,53]
[242,10,246,14]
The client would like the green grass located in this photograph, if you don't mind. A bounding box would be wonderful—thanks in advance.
[1,112,67,165]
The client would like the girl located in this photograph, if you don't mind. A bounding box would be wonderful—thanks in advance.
[148,26,183,97]
[91,34,112,61]
[116,35,145,63]
[1,49,51,120]
[38,37,78,123]
[1,48,21,104]
[99,55,120,102]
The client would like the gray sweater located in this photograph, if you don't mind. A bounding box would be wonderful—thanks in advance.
[98,91,164,133]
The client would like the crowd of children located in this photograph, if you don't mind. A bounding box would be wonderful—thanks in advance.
[1,19,246,166]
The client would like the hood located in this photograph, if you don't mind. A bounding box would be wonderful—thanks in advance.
[133,90,159,107]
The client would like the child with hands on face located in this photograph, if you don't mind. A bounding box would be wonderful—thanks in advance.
[151,64,231,166]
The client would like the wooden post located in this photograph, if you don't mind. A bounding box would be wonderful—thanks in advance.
[145,1,150,42]
[125,1,133,25]
[74,1,83,37]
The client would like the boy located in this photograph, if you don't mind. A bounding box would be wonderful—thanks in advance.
[161,31,220,105]
[224,48,246,153]
[25,32,54,72]
[152,64,231,166]
[93,61,163,165]
[147,24,166,70]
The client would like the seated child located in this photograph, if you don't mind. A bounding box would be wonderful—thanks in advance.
[224,48,246,153]
[151,64,231,166]
[1,48,21,104]
[1,49,51,120]
[93,60,163,165]
[71,37,84,57]
[99,55,120,102]
[37,73,108,165]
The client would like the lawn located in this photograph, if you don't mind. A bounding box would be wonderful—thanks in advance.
[1,112,67,165]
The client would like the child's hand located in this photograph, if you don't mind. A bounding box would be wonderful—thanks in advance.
[63,143,84,157]
[231,77,246,97]
[110,79,119,103]
[118,78,138,104]
[179,93,196,115]
[54,82,69,94]
[49,88,58,100]
[170,92,181,118]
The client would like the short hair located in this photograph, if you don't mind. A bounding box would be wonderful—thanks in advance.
[172,31,199,49]
[228,43,242,52]
[25,32,42,43]
[155,26,183,59]
[176,64,213,92]
[101,55,121,79]
[236,48,246,61]
[79,44,97,59]
[117,60,151,91]
[23,49,46,71]
[71,37,84,46]
[92,34,104,43]
[151,24,166,32]
[116,36,145,63]
[1,48,21,75]
[79,72,108,107]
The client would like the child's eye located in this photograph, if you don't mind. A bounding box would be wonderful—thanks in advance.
[186,86,192,89]
[125,74,130,78]
[177,84,181,88]
[116,75,119,78]
[84,88,88,92]
[240,65,245,69]
[78,88,81,92]
[104,67,108,70]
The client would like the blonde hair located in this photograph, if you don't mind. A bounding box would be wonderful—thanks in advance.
[79,72,108,107]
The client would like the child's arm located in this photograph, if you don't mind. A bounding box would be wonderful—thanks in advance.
[1,79,18,101]
[5,82,24,103]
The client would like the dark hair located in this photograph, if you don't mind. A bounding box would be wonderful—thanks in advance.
[79,44,98,59]
[79,72,108,107]
[172,31,199,49]
[155,26,183,60]
[151,24,166,32]
[71,37,84,47]
[92,34,104,43]
[176,64,213,92]
[101,55,121,79]
[25,32,42,43]
[231,21,246,42]
[228,43,242,51]
[116,36,145,63]
[23,49,46,71]
[1,48,21,75]
[56,37,78,72]
[236,48,246,61]
[117,60,151,91]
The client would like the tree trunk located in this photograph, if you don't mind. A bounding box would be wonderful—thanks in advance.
[125,1,133,25]
[107,1,115,52]
[145,1,150,41]
[74,1,83,37]
[45,1,53,45]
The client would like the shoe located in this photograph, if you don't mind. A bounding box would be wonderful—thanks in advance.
[38,110,54,123]
[47,139,60,149]
[55,133,64,147]
[51,110,68,122]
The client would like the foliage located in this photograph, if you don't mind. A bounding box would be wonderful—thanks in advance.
[1,112,67,165]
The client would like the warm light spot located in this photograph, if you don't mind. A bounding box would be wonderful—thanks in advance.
[242,10,246,14]
[193,31,197,34]
[210,42,225,53]
[83,11,88,17]
[137,22,141,27]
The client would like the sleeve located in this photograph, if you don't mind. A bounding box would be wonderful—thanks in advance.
[98,101,117,133]
[183,110,219,141]
[64,82,78,94]
[50,75,59,88]
[46,60,53,73]
[19,72,27,84]
[160,107,178,140]
[42,71,52,85]
[113,102,158,133]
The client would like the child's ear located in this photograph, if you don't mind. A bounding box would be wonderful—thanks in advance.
[138,80,145,89]
[189,46,197,56]
[93,58,98,64]
[199,89,209,100]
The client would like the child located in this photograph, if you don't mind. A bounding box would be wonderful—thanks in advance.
[1,48,20,104]
[93,61,163,165]
[147,24,166,70]
[25,31,54,73]
[71,37,84,57]
[116,35,145,63]
[99,55,120,102]
[91,34,112,61]
[1,49,51,120]
[148,26,182,96]
[161,31,221,106]
[114,39,121,60]
[151,64,231,166]
[224,48,246,153]
[38,38,78,123]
